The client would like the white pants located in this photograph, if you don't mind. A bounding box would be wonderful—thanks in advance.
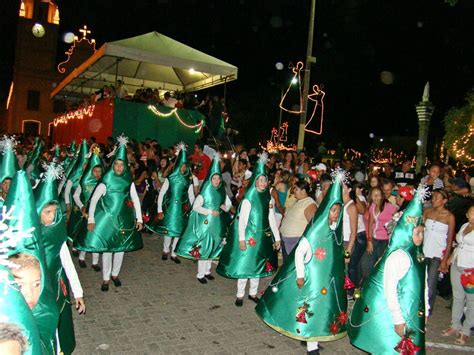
[307,341,319,352]
[236,278,259,298]
[163,237,179,257]
[78,251,99,264]
[197,260,212,279]
[102,252,124,281]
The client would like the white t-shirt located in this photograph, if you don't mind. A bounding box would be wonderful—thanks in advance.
[422,219,449,258]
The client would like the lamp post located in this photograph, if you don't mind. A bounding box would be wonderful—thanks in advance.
[297,0,317,150]
[415,82,435,173]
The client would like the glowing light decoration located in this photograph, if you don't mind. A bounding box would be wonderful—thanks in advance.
[452,122,473,162]
[279,61,304,114]
[57,25,97,74]
[6,82,13,110]
[260,121,297,153]
[53,104,95,126]
[305,84,325,135]
[148,106,203,133]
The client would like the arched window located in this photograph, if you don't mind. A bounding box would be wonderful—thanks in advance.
[22,120,41,135]
[19,0,34,19]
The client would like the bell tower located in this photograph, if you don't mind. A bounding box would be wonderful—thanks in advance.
[6,0,61,136]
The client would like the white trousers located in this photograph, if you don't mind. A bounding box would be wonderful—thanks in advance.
[236,278,259,298]
[197,260,212,279]
[307,341,319,352]
[163,237,179,257]
[78,251,99,264]
[102,252,124,281]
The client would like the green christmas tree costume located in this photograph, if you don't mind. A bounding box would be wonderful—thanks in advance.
[5,170,59,354]
[0,136,19,209]
[255,171,347,341]
[26,137,44,181]
[217,154,278,279]
[348,186,427,354]
[176,154,231,260]
[0,215,42,355]
[62,141,78,182]
[66,140,89,240]
[146,143,192,237]
[75,136,143,253]
[34,163,77,354]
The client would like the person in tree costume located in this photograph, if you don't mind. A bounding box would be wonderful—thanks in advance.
[147,142,197,264]
[176,153,232,283]
[217,153,281,306]
[73,146,103,271]
[4,170,59,354]
[0,136,19,209]
[64,140,89,238]
[25,137,44,182]
[75,135,143,291]
[0,211,42,355]
[348,185,428,355]
[59,141,77,192]
[34,162,86,355]
[255,170,348,354]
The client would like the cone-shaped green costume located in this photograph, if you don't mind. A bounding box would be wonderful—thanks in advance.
[5,171,59,354]
[62,141,77,180]
[0,266,42,355]
[26,137,44,181]
[255,171,347,341]
[34,163,76,354]
[0,136,19,182]
[176,154,231,260]
[65,140,89,239]
[75,137,143,252]
[217,154,278,279]
[348,186,426,354]
[146,143,192,237]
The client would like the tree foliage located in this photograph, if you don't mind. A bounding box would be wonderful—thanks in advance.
[443,91,474,163]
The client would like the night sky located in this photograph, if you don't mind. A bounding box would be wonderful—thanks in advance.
[1,0,473,150]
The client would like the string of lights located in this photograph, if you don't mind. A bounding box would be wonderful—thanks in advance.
[57,25,97,74]
[147,105,203,133]
[305,84,325,135]
[279,61,304,114]
[53,105,96,126]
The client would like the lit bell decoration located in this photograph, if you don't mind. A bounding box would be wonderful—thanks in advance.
[416,252,425,263]
[272,286,279,293]
[353,289,361,299]
[321,287,328,295]
[203,219,208,225]
[417,309,424,317]
[344,275,355,290]
[394,334,421,355]
[121,230,126,236]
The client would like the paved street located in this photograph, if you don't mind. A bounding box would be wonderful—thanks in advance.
[72,234,474,354]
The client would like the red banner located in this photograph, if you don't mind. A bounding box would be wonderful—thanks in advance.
[52,98,114,144]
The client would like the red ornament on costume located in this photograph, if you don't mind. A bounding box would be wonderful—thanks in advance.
[59,278,67,296]
[142,213,150,223]
[183,203,190,212]
[265,260,274,272]
[344,275,355,290]
[190,246,201,259]
[337,311,348,325]
[125,199,134,208]
[308,170,319,181]
[394,335,421,354]
[314,247,327,261]
[329,321,340,335]
[247,237,256,247]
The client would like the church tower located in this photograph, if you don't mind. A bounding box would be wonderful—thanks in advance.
[6,0,61,136]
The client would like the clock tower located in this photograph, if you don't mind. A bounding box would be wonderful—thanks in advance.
[6,0,61,136]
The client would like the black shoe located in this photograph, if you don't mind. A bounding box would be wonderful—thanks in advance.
[204,274,215,280]
[307,350,320,355]
[161,254,168,261]
[101,283,109,292]
[170,256,181,264]
[248,295,259,304]
[111,277,122,287]
[92,264,101,272]
[235,298,243,307]
[72,249,79,257]
[197,277,208,284]
[78,260,86,268]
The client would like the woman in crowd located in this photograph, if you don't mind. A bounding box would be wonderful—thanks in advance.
[441,205,474,345]
[281,151,295,173]
[271,169,291,228]
[279,179,317,261]
[423,189,455,314]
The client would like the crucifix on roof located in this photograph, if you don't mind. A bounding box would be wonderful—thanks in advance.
[79,25,91,39]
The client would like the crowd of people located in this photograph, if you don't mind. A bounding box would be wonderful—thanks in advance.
[0,133,473,354]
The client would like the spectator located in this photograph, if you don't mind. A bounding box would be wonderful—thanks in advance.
[446,178,474,232]
[189,141,212,185]
[115,80,128,98]
[420,163,444,207]
[162,92,178,108]
[394,159,416,186]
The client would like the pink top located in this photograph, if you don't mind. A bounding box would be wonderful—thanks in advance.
[369,202,398,240]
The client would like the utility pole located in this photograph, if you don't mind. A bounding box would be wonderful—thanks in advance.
[297,0,317,150]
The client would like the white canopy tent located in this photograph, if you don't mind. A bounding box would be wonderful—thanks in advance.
[50,31,238,98]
